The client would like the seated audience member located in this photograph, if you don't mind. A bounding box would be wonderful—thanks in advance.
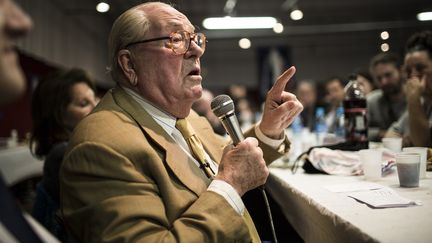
[386,30,432,147]
[355,69,376,96]
[0,1,58,242]
[229,84,247,102]
[2,0,35,214]
[30,68,97,240]
[323,76,346,133]
[60,2,303,242]
[0,0,32,104]
[228,84,255,129]
[237,98,255,131]
[192,88,225,135]
[295,79,317,131]
[367,52,406,141]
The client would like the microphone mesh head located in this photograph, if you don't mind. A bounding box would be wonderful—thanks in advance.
[211,94,234,117]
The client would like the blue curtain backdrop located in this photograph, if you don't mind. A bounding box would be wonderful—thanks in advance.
[257,46,293,103]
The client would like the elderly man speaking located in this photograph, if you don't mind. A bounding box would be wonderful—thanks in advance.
[60,2,303,242]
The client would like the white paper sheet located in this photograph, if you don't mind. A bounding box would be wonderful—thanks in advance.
[347,187,420,208]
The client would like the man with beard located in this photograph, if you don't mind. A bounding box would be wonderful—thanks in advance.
[367,52,406,141]
[386,30,432,147]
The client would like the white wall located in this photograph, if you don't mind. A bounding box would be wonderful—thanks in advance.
[15,0,112,86]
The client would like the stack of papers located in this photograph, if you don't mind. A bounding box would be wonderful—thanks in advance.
[348,187,419,208]
[324,182,420,208]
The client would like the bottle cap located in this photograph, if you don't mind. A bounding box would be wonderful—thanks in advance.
[336,106,344,115]
[315,107,325,116]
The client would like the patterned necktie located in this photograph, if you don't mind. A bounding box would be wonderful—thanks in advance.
[175,119,215,178]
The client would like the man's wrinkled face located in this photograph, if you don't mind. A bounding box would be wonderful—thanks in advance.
[130,5,204,117]
[0,0,32,105]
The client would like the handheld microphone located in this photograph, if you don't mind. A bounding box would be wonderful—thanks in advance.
[211,95,244,145]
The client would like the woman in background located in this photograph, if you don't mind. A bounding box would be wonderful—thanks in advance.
[355,69,376,96]
[30,68,97,241]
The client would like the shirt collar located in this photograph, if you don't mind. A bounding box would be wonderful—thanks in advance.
[121,86,177,135]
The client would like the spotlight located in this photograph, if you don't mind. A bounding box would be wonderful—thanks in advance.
[96,2,110,13]
[290,9,303,21]
[239,38,251,49]
[380,31,389,40]
[273,23,284,33]
[381,43,389,52]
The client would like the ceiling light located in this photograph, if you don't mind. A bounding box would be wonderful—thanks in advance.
[239,38,251,49]
[380,31,389,40]
[290,9,303,21]
[273,23,284,33]
[381,43,389,52]
[96,2,110,13]
[202,16,277,29]
[417,11,432,21]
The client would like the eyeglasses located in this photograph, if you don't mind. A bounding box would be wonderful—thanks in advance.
[125,30,207,55]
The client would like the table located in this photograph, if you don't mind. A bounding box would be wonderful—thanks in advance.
[267,167,432,243]
[0,146,43,186]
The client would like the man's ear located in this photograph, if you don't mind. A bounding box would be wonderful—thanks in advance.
[118,49,137,86]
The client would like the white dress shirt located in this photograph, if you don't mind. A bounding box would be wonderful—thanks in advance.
[123,86,284,215]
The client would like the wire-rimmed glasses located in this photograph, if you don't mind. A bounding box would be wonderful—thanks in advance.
[124,30,207,55]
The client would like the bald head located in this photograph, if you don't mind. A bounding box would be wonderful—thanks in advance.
[108,2,191,83]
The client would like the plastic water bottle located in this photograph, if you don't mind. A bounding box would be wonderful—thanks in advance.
[315,107,327,145]
[290,116,304,159]
[291,116,304,136]
[7,129,18,148]
[343,74,368,147]
[335,106,345,140]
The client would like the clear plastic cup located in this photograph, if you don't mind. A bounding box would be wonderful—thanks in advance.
[359,149,382,180]
[382,137,402,153]
[396,152,420,187]
[402,147,427,179]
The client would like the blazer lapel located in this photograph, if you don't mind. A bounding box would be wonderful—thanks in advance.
[111,87,209,196]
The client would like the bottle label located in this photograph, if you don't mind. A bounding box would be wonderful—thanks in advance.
[344,109,368,142]
[344,108,367,113]
[355,115,365,130]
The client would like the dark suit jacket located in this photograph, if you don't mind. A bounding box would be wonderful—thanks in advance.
[60,86,289,242]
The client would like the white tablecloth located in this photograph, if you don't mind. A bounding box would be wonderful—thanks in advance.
[267,168,432,243]
[0,146,43,186]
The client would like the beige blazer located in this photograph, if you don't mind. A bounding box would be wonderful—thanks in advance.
[60,87,289,242]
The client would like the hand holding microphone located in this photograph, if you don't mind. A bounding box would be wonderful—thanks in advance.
[211,95,268,196]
